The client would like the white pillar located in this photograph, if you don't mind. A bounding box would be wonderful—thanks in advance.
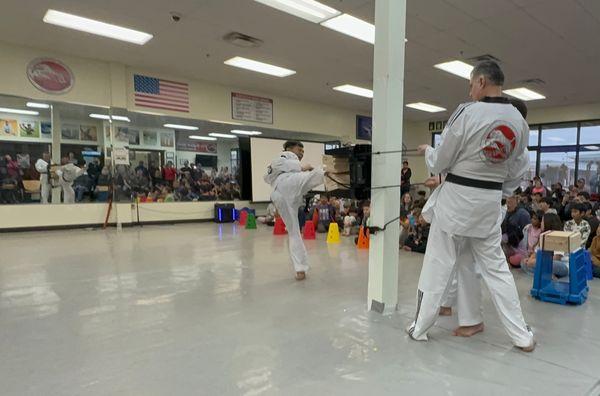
[367,0,406,314]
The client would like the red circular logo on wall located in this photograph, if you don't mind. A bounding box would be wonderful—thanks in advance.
[480,124,517,164]
[27,58,74,94]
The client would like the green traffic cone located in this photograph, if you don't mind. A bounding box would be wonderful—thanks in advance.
[245,213,257,229]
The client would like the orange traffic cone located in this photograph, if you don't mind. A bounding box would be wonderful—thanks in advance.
[273,216,287,235]
[357,226,370,249]
[239,210,248,226]
[303,220,316,240]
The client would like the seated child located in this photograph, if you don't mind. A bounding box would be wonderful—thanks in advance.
[314,195,335,233]
[403,209,430,253]
[589,226,600,278]
[343,209,357,236]
[522,213,569,278]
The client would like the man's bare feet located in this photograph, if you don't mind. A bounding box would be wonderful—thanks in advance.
[453,323,484,337]
[295,271,306,281]
[516,341,536,353]
[439,307,452,316]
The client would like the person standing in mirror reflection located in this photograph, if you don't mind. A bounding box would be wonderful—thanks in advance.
[35,152,52,204]
[57,157,85,204]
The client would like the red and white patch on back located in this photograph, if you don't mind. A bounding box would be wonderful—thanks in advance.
[480,124,517,164]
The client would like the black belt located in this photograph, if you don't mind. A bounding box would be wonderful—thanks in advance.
[446,173,503,191]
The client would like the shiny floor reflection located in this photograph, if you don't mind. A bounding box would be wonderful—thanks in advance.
[0,224,599,395]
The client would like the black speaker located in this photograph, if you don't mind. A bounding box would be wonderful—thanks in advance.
[325,144,372,200]
[214,203,235,223]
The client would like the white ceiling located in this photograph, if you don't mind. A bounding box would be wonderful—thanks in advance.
[0,0,599,121]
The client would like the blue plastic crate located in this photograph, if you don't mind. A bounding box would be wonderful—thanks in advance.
[531,248,588,305]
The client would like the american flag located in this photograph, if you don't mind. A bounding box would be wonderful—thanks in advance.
[134,74,189,113]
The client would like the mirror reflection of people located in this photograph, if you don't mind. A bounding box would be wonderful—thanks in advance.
[56,157,85,204]
[35,152,52,204]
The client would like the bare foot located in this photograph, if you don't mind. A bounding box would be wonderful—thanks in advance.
[516,341,536,353]
[439,307,452,316]
[453,323,484,337]
[295,271,306,281]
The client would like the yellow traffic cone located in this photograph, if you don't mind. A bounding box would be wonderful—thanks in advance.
[327,222,341,244]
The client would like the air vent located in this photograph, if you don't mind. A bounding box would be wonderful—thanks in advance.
[519,78,546,85]
[223,32,263,48]
[468,54,501,63]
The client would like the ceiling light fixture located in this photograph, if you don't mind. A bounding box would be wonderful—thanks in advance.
[26,102,50,109]
[231,130,262,136]
[584,145,600,150]
[89,114,131,122]
[224,56,296,77]
[254,0,341,23]
[189,135,217,141]
[332,84,373,98]
[503,87,546,101]
[43,9,153,45]
[209,133,237,139]
[111,115,131,122]
[406,102,447,113]
[209,119,243,125]
[320,14,375,44]
[434,60,474,80]
[0,107,39,116]
[163,123,199,130]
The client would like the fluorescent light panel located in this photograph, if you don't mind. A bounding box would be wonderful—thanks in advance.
[111,115,131,122]
[89,114,130,122]
[209,119,243,125]
[254,0,340,23]
[503,87,546,101]
[584,145,600,150]
[321,14,375,44]
[189,135,217,141]
[333,84,373,98]
[26,102,50,109]
[209,133,237,139]
[164,123,198,131]
[43,9,153,45]
[224,56,296,77]
[0,107,39,116]
[406,102,447,113]
[231,130,262,136]
[434,60,474,80]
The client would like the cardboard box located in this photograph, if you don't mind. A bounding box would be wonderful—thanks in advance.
[322,155,349,173]
[540,230,582,253]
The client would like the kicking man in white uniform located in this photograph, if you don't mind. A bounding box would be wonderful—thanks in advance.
[407,61,535,352]
[264,141,325,281]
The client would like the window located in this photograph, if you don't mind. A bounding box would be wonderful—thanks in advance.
[539,147,577,187]
[541,123,577,146]
[527,150,538,182]
[529,127,540,147]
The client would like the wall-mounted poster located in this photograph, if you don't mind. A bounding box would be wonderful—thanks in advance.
[113,147,130,165]
[160,132,174,147]
[356,115,372,141]
[128,129,140,145]
[143,130,157,146]
[41,122,52,136]
[1,119,18,136]
[19,121,39,138]
[231,92,274,124]
[80,125,98,141]
[61,124,80,140]
[116,126,130,143]
[165,151,175,161]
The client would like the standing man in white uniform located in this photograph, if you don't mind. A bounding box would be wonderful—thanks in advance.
[264,141,325,281]
[407,61,535,351]
[56,157,85,204]
[35,152,52,204]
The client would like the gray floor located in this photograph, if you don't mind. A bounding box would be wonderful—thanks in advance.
[1,223,599,396]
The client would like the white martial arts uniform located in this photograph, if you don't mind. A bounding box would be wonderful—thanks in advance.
[408,100,534,348]
[35,158,51,204]
[57,163,84,204]
[264,151,324,273]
